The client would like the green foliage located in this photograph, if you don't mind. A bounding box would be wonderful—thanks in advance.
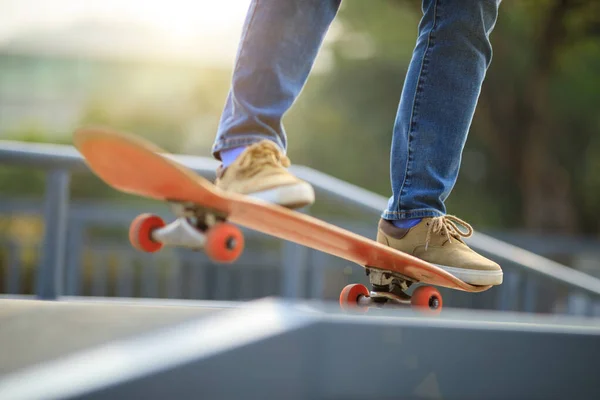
[80,99,187,153]
[0,126,58,197]
[289,0,600,233]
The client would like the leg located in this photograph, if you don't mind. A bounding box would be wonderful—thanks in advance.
[377,0,503,286]
[212,0,342,158]
[384,0,500,220]
[211,0,341,208]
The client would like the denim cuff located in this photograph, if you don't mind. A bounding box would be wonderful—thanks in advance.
[381,209,444,220]
[211,134,285,160]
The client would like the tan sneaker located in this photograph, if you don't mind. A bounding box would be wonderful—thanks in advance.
[215,140,315,209]
[377,215,503,286]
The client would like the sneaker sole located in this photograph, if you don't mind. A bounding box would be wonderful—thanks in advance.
[433,264,504,286]
[247,182,315,209]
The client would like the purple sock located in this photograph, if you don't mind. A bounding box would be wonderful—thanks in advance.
[388,218,422,229]
[220,146,247,168]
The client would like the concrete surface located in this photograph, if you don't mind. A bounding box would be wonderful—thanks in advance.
[0,297,232,376]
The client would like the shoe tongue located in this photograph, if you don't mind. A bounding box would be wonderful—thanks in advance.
[255,143,289,167]
[250,142,277,157]
[236,144,279,172]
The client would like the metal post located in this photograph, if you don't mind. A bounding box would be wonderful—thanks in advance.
[593,301,600,317]
[497,270,521,311]
[141,254,159,298]
[117,252,134,298]
[281,207,310,299]
[567,292,590,316]
[214,259,232,300]
[91,252,107,297]
[65,222,84,296]
[5,241,21,294]
[166,254,183,299]
[309,251,326,299]
[37,169,70,299]
[282,240,307,299]
[523,275,538,313]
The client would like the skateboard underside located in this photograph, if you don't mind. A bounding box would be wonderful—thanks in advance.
[131,200,443,313]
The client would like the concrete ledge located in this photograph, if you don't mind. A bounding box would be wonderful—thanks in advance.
[1,298,599,399]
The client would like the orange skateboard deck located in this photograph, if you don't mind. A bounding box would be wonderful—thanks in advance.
[73,127,492,313]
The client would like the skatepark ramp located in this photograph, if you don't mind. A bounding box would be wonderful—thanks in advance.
[0,297,599,399]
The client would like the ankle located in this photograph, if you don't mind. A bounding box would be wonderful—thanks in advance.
[220,146,247,168]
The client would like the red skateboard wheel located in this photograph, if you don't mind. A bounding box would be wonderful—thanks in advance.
[129,213,165,253]
[205,222,244,263]
[339,283,370,312]
[411,285,443,315]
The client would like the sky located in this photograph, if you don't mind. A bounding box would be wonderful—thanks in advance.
[0,0,252,40]
[0,0,253,64]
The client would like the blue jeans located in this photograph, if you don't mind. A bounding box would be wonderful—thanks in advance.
[212,0,500,220]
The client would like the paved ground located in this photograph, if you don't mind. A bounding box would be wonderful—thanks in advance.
[0,298,225,376]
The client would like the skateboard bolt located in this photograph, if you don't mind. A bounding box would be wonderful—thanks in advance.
[383,273,391,279]
[226,237,236,250]
[429,297,440,309]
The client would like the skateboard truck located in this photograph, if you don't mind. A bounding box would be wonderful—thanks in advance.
[340,268,443,315]
[151,218,207,249]
[128,202,244,263]
[129,206,443,313]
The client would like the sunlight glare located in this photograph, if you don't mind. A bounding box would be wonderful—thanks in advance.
[135,0,250,41]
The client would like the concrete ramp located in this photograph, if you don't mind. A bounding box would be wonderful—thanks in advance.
[0,297,236,376]
[1,297,599,399]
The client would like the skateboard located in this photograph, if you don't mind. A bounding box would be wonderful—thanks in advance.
[73,127,492,314]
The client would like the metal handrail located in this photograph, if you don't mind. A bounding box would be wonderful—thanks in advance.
[2,139,600,299]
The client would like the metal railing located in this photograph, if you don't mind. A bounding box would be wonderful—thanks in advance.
[1,139,600,315]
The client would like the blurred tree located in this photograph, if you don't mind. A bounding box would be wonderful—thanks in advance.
[285,0,600,234]
[80,99,186,153]
[468,0,600,233]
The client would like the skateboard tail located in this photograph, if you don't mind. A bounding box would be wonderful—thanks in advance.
[75,128,230,212]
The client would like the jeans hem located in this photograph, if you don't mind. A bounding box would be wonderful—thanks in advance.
[211,135,284,160]
[381,209,444,220]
